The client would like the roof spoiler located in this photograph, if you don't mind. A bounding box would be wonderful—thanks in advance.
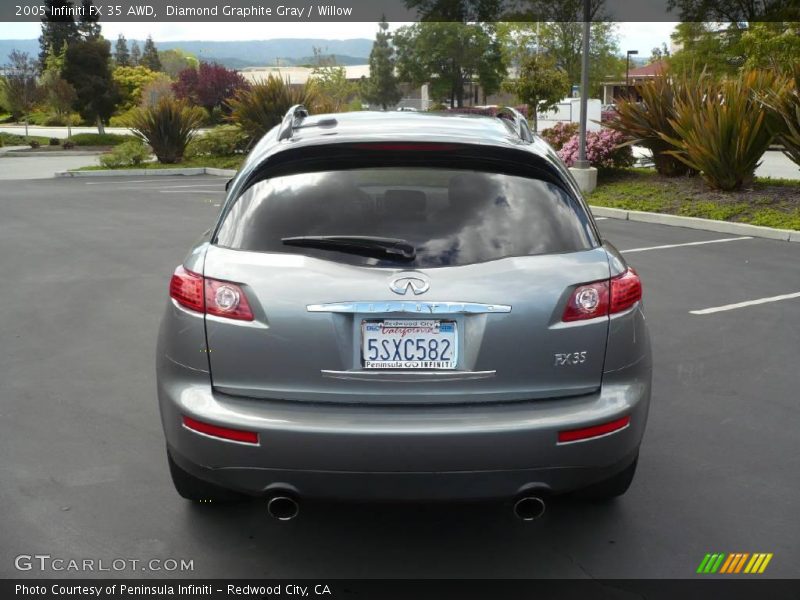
[277,104,309,141]
[496,107,533,143]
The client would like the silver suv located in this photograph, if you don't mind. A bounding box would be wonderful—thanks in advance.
[156,107,651,520]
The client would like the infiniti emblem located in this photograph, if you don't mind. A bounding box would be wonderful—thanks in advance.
[389,272,430,295]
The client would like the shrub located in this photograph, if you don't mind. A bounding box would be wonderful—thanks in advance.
[69,133,136,146]
[661,70,789,191]
[763,66,800,168]
[62,140,75,149]
[227,75,319,143]
[186,125,249,158]
[29,140,40,149]
[126,97,205,164]
[603,71,697,177]
[541,122,579,150]
[98,139,151,168]
[558,129,635,169]
[49,137,60,146]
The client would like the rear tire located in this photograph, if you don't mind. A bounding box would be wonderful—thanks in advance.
[574,454,638,501]
[167,452,245,503]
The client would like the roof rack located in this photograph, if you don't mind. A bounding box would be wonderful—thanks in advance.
[496,107,533,143]
[277,104,309,141]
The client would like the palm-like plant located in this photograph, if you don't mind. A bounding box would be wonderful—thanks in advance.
[763,66,800,168]
[604,70,697,177]
[127,97,205,164]
[660,70,789,191]
[227,75,319,143]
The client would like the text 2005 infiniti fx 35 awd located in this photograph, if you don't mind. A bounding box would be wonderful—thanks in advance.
[156,107,651,520]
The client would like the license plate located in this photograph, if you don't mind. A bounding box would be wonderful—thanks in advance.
[361,319,458,369]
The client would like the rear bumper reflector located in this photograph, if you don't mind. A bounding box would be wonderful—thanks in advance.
[558,416,631,444]
[182,416,259,445]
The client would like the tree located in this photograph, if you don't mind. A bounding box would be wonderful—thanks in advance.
[114,34,130,67]
[40,42,77,127]
[649,43,670,63]
[363,19,401,110]
[38,0,80,68]
[158,48,198,78]
[666,0,796,22]
[1,51,40,134]
[130,40,141,66]
[740,22,800,74]
[140,36,161,71]
[534,21,623,96]
[77,0,101,40]
[112,65,161,110]
[63,38,120,133]
[173,62,249,117]
[669,22,744,76]
[505,54,569,132]
[394,22,505,107]
[312,65,358,112]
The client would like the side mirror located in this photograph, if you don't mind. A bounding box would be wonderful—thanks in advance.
[225,178,233,192]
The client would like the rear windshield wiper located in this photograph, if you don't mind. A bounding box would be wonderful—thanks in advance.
[281,235,416,261]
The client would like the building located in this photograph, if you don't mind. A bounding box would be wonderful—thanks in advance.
[600,60,667,104]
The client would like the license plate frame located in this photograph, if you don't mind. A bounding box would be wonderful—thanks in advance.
[360,319,458,370]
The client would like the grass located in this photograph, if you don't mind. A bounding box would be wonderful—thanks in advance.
[0,132,52,146]
[76,155,244,171]
[590,168,800,230]
[69,133,136,146]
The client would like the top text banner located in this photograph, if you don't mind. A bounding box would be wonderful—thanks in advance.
[3,0,798,22]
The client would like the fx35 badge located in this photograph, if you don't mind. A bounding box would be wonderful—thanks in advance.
[554,352,587,366]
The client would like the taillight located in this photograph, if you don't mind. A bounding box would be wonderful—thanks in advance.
[169,266,204,312]
[562,268,642,322]
[558,416,630,443]
[183,416,259,445]
[563,281,610,322]
[204,278,254,321]
[610,268,642,313]
[169,266,254,321]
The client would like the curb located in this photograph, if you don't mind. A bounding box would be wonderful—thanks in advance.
[3,150,102,157]
[55,167,237,178]
[590,205,799,243]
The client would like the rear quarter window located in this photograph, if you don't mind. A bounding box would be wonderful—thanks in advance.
[215,168,595,267]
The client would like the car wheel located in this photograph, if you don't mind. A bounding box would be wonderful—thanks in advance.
[167,452,245,503]
[574,454,638,501]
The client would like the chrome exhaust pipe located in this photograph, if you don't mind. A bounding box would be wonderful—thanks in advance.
[267,495,300,521]
[514,496,546,521]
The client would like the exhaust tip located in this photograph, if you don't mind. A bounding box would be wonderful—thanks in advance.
[267,495,299,521]
[514,496,546,521]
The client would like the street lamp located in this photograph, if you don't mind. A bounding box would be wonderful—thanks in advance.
[626,50,639,99]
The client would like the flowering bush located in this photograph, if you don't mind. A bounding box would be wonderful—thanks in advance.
[558,129,635,169]
[541,122,579,150]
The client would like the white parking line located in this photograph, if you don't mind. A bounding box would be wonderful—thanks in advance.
[158,184,224,189]
[84,178,213,185]
[621,237,753,253]
[159,190,221,194]
[690,292,800,315]
[594,217,608,220]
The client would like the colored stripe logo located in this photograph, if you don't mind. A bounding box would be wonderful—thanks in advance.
[697,553,773,574]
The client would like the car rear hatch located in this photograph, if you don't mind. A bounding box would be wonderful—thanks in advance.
[201,151,611,404]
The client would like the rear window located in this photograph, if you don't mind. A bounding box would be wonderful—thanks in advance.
[215,168,595,267]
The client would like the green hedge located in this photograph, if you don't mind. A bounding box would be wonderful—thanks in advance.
[69,133,137,146]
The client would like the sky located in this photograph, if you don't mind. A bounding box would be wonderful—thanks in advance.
[0,21,677,58]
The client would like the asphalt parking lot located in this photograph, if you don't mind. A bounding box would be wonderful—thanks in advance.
[0,175,798,579]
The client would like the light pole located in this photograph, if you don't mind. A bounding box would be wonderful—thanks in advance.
[626,50,639,100]
[575,0,591,171]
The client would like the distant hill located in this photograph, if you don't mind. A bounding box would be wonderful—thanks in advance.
[0,38,372,69]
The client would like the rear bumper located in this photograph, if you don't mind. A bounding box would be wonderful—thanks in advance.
[157,354,651,500]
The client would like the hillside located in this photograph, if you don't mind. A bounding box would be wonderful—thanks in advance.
[0,38,372,68]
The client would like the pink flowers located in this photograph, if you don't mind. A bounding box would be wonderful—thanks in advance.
[557,128,635,169]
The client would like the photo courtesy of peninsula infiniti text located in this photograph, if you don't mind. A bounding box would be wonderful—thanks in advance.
[156,106,652,520]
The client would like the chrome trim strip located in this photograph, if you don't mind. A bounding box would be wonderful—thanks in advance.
[307,301,511,314]
[321,369,497,382]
